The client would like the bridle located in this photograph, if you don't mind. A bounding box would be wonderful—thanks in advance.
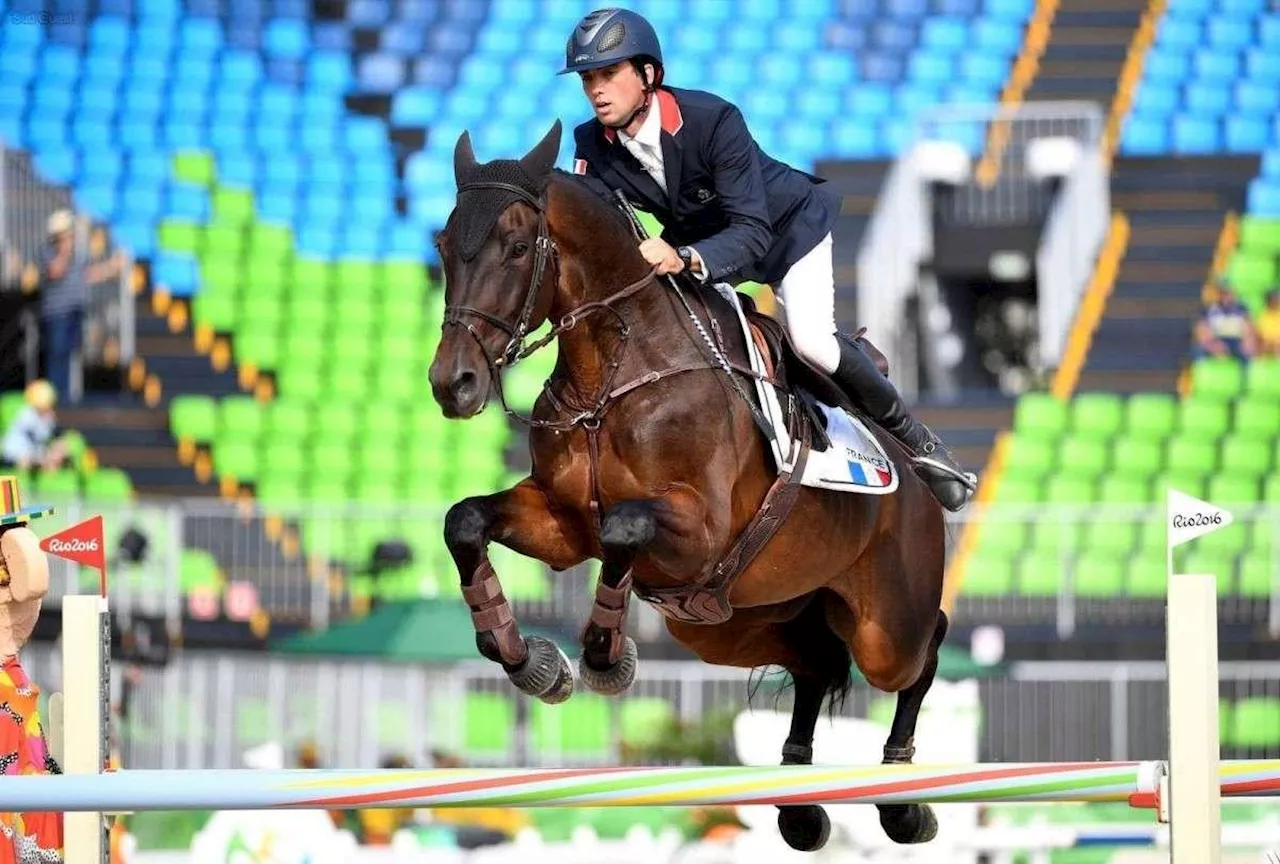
[441,181,659,431]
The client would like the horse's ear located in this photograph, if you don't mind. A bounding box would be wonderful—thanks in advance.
[520,120,562,180]
[453,130,477,186]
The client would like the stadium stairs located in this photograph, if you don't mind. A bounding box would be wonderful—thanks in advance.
[1078,154,1258,394]
[1024,0,1148,106]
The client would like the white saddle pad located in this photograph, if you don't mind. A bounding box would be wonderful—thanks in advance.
[715,284,899,495]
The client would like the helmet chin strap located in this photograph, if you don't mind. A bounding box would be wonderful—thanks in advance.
[607,70,656,132]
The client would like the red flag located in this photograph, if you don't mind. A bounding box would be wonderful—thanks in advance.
[40,514,106,573]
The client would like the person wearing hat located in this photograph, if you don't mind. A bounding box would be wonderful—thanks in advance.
[0,474,62,861]
[1,379,70,472]
[38,209,125,403]
[561,9,976,511]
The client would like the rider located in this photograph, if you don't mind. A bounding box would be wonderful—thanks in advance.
[561,8,976,511]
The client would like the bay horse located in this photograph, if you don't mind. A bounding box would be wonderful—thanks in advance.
[427,121,949,852]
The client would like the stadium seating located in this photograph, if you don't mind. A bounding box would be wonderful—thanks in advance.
[963,368,1280,599]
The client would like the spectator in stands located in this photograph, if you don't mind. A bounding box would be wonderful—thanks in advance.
[38,209,124,403]
[1193,283,1257,362]
[1,379,70,471]
[1256,288,1280,356]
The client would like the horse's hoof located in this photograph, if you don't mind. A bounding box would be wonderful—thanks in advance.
[777,805,830,852]
[578,636,638,696]
[507,636,574,704]
[878,803,938,844]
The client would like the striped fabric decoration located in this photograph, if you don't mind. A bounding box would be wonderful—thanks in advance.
[0,475,53,527]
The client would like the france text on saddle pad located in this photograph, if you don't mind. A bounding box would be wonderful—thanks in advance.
[717,286,899,495]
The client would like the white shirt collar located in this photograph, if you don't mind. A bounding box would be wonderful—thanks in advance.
[619,95,662,151]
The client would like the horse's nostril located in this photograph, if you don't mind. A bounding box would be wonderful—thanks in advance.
[452,370,478,401]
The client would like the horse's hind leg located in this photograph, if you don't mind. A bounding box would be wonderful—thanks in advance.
[876,609,949,845]
[445,478,590,704]
[578,501,655,694]
[775,675,833,853]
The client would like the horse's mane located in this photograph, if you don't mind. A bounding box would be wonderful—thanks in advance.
[548,168,638,239]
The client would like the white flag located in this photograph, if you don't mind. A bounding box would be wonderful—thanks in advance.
[1167,488,1233,548]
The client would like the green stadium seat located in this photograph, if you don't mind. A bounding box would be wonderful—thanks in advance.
[1125,393,1177,440]
[314,405,360,441]
[1178,397,1231,439]
[1098,476,1151,502]
[248,224,293,263]
[202,223,246,259]
[1127,558,1167,597]
[1017,550,1064,596]
[1196,520,1248,556]
[1179,549,1235,592]
[1237,558,1274,598]
[180,548,221,593]
[1058,437,1108,478]
[170,395,218,443]
[1265,474,1280,502]
[1081,520,1137,555]
[959,553,1015,596]
[1159,472,1205,499]
[373,369,417,403]
[260,441,307,485]
[234,324,282,371]
[213,441,260,481]
[158,219,201,254]
[83,468,133,503]
[173,150,216,187]
[310,443,355,481]
[1246,357,1280,398]
[199,255,239,296]
[247,261,289,296]
[1234,397,1280,441]
[1227,250,1276,295]
[239,293,284,329]
[0,392,24,430]
[996,478,1045,503]
[192,290,237,332]
[264,400,312,443]
[1073,552,1125,597]
[1238,217,1280,255]
[1230,697,1280,748]
[1248,521,1272,556]
[1190,358,1244,401]
[1111,436,1163,480]
[1206,475,1259,504]
[1013,393,1069,441]
[1002,437,1055,478]
[212,188,255,225]
[1044,475,1096,503]
[1166,438,1216,479]
[336,260,379,294]
[255,478,304,509]
[1070,393,1124,441]
[1030,520,1083,553]
[275,365,324,401]
[220,395,265,437]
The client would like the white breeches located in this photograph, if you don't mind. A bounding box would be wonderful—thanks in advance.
[775,232,841,374]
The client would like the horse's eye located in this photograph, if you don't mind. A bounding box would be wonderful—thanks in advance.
[512,241,529,258]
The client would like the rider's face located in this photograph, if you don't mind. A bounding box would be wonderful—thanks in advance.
[579,61,647,128]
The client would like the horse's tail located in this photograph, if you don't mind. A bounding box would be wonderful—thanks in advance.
[750,591,854,718]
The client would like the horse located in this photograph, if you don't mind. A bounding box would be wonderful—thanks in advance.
[426,120,949,852]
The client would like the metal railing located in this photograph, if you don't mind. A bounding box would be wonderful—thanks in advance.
[28,496,1280,639]
[0,140,135,396]
[19,642,1280,771]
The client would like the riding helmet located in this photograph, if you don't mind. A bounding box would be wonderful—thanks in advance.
[559,7,663,75]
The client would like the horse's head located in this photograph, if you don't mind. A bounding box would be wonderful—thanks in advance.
[429,121,563,418]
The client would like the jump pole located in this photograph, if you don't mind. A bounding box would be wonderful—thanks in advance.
[60,593,110,864]
[1164,488,1231,864]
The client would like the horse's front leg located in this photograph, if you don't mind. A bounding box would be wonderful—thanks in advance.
[445,478,590,703]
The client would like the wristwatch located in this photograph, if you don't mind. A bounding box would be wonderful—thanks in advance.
[677,246,695,271]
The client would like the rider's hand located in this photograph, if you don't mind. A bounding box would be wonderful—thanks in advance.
[639,238,685,275]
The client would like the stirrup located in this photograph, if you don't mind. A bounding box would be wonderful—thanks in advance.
[911,455,978,491]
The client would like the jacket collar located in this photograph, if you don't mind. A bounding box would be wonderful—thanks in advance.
[602,88,683,144]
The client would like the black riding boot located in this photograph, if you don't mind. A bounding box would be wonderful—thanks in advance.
[831,336,975,511]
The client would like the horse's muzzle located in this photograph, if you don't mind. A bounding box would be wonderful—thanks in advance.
[431,367,486,418]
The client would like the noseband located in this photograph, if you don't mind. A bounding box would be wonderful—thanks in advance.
[443,181,559,370]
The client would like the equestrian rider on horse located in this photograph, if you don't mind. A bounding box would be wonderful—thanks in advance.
[562,8,977,512]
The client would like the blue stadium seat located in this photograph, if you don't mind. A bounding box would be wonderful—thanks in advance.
[1145,47,1191,86]
[1207,18,1252,51]
[264,18,309,59]
[862,52,905,83]
[34,146,78,185]
[257,84,299,122]
[252,121,292,152]
[826,22,868,51]
[151,253,198,297]
[163,121,203,149]
[312,21,351,51]
[271,0,310,17]
[392,87,442,125]
[1247,179,1280,216]
[71,118,112,151]
[1225,117,1268,153]
[75,181,118,221]
[83,52,125,84]
[795,90,840,122]
[984,0,1034,24]
[1245,48,1280,84]
[726,26,770,55]
[120,183,163,223]
[358,52,406,93]
[397,0,439,21]
[1185,83,1230,117]
[216,152,258,188]
[257,192,297,224]
[935,0,979,16]
[1172,115,1219,153]
[178,17,223,56]
[1166,0,1211,17]
[340,226,382,258]
[973,19,1022,56]
[1219,0,1264,17]
[962,53,1009,88]
[1158,17,1201,50]
[1133,81,1179,118]
[872,21,917,51]
[208,123,249,152]
[385,220,427,259]
[33,83,75,118]
[847,84,894,118]
[908,51,954,86]
[89,15,132,54]
[1259,14,1280,48]
[759,55,804,88]
[1193,49,1239,85]
[39,44,81,84]
[1262,150,1280,178]
[1122,117,1170,155]
[81,150,123,187]
[381,22,426,54]
[220,50,264,87]
[922,17,969,52]
[1236,81,1280,117]
[897,83,941,115]
[888,0,929,18]
[412,56,455,88]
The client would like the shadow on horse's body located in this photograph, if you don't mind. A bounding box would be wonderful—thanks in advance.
[428,122,948,851]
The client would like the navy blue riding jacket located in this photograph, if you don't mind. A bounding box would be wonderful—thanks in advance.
[571,86,840,286]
